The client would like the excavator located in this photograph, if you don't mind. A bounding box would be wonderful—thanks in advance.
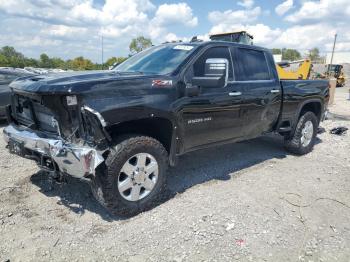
[209,31,313,80]
[275,60,312,80]
[323,64,345,87]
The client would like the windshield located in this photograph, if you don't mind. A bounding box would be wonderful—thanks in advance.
[114,44,196,75]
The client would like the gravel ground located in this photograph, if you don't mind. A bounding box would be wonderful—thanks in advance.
[0,86,350,262]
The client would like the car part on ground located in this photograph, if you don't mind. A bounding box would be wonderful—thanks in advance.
[330,126,348,135]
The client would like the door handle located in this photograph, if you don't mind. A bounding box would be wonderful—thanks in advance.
[229,91,242,96]
[270,89,280,93]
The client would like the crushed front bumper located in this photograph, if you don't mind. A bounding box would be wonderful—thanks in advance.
[3,124,104,178]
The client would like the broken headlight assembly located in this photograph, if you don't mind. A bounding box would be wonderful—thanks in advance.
[81,106,110,148]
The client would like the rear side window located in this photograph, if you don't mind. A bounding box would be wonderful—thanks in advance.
[233,48,270,81]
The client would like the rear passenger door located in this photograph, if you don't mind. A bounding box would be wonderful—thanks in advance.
[231,47,282,138]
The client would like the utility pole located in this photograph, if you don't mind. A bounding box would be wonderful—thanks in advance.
[327,33,337,76]
[101,35,104,70]
[281,48,283,61]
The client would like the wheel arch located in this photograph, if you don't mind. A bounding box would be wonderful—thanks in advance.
[297,99,323,123]
[105,117,177,165]
[286,99,324,137]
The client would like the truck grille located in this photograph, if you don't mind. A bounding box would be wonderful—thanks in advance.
[12,95,59,134]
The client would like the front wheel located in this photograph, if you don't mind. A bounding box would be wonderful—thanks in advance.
[91,136,169,217]
[284,112,318,155]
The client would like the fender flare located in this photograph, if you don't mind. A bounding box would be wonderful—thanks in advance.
[292,98,324,130]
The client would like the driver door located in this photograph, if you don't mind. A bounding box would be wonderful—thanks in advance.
[176,46,243,152]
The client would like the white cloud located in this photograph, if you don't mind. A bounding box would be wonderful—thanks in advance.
[0,0,199,61]
[274,23,336,50]
[41,25,87,38]
[285,0,350,23]
[275,0,293,16]
[237,0,254,9]
[208,6,261,26]
[153,3,198,27]
[207,3,350,54]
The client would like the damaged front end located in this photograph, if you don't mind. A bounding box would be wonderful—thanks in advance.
[4,93,110,179]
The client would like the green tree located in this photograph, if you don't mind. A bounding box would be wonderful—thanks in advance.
[0,46,25,67]
[70,56,94,70]
[51,57,65,68]
[39,53,52,68]
[106,56,127,68]
[129,36,152,54]
[271,48,282,55]
[309,47,320,61]
[24,58,39,67]
[0,54,9,66]
[0,46,24,59]
[282,48,301,61]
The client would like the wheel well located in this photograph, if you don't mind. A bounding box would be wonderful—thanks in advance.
[299,102,322,122]
[107,117,173,153]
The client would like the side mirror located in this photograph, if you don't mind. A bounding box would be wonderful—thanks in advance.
[191,58,228,88]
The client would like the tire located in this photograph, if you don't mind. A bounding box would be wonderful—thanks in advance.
[91,136,169,217]
[284,111,318,155]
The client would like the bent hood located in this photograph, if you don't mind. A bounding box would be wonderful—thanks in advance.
[9,70,157,95]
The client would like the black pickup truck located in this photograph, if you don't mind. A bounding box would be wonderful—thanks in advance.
[3,41,329,216]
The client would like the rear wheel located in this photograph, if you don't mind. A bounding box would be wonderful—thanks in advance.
[91,136,168,217]
[284,111,318,155]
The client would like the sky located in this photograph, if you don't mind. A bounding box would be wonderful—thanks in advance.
[0,0,349,62]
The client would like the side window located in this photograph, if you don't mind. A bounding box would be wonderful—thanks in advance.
[233,48,271,81]
[193,47,233,79]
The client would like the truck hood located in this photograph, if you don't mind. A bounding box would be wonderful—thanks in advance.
[9,70,158,95]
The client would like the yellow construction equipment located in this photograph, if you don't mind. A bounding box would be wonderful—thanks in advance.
[276,59,312,80]
[324,64,345,87]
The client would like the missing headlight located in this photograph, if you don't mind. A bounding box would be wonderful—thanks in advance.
[66,95,78,106]
[81,106,110,147]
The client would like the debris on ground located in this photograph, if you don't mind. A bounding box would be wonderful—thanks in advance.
[330,126,348,135]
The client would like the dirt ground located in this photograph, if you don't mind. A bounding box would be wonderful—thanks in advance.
[0,83,350,262]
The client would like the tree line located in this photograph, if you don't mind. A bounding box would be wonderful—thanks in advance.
[271,47,322,62]
[0,36,153,70]
[0,46,126,70]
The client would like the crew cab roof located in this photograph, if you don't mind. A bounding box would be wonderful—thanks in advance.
[165,40,270,53]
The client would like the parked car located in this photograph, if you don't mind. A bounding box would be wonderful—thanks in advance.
[3,41,329,216]
[0,68,35,119]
